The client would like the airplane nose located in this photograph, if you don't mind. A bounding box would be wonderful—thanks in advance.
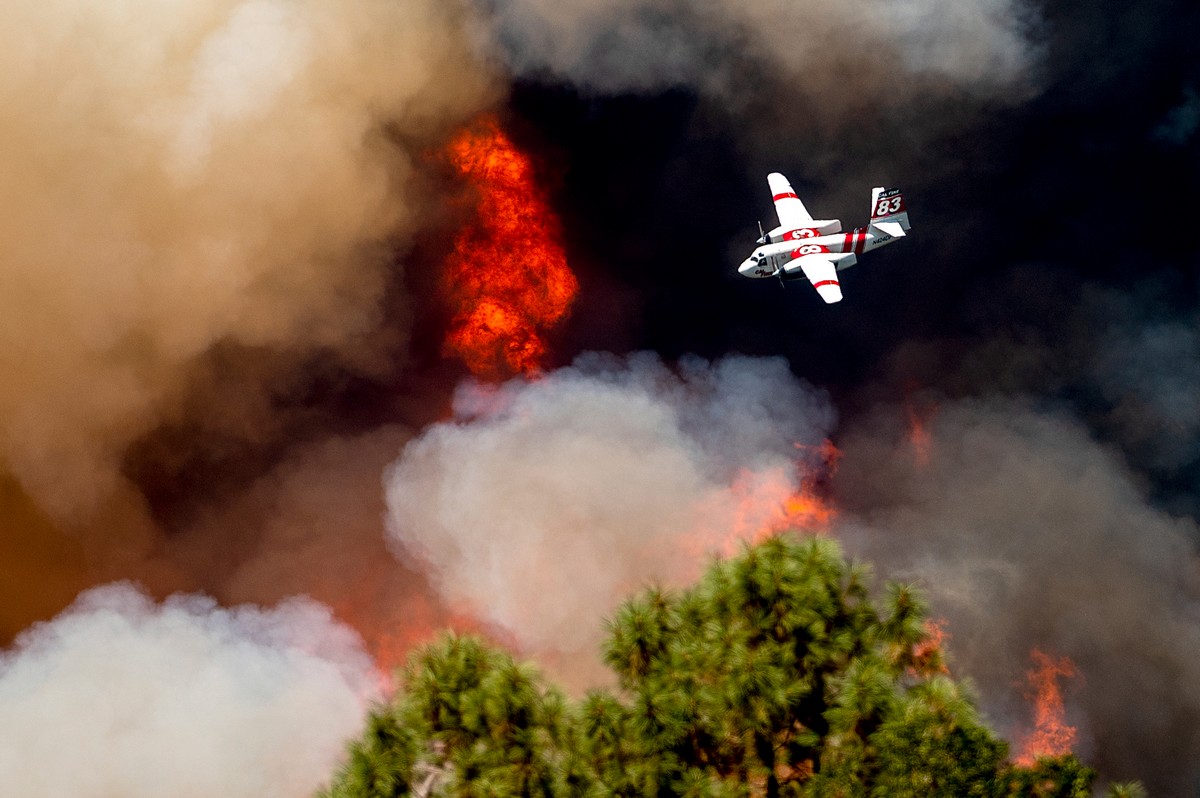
[738,258,757,276]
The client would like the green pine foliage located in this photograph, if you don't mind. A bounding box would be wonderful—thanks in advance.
[319,535,1144,798]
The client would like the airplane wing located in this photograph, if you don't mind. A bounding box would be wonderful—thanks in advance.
[767,172,814,230]
[797,254,844,303]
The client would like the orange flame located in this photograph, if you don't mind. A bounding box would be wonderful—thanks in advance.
[910,617,950,676]
[905,400,936,468]
[699,440,841,557]
[442,116,578,380]
[1015,648,1079,764]
[781,440,839,531]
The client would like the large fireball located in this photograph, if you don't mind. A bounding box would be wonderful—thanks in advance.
[442,116,577,379]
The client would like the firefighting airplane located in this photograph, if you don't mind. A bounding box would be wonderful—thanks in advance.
[738,173,911,303]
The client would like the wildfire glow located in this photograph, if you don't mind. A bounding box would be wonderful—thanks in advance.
[755,441,840,536]
[905,399,936,468]
[442,115,578,380]
[910,617,950,676]
[701,440,841,557]
[1016,648,1079,765]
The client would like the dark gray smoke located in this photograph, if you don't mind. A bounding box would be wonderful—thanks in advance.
[834,398,1200,793]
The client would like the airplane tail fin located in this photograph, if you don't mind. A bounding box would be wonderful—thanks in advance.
[869,187,910,234]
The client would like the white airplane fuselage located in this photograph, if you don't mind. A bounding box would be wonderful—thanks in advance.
[738,225,903,279]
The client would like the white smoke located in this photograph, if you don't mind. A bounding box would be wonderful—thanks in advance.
[0,583,377,798]
[384,353,835,683]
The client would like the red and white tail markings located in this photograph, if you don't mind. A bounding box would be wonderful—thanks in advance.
[872,188,906,219]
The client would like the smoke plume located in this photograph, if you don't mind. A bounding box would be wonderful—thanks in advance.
[0,0,493,517]
[384,353,834,682]
[0,583,377,798]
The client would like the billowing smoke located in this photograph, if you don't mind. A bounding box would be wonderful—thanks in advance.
[0,0,493,517]
[881,283,1200,517]
[163,426,462,669]
[484,0,1038,103]
[0,583,378,798]
[833,399,1200,794]
[384,353,834,682]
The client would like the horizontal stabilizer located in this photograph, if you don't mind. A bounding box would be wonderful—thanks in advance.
[872,221,907,238]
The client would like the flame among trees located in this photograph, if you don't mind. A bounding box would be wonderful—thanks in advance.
[1017,648,1080,765]
[322,536,1138,798]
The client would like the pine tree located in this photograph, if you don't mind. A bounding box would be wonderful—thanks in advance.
[320,535,1145,798]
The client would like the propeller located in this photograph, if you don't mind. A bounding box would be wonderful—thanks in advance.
[757,220,767,244]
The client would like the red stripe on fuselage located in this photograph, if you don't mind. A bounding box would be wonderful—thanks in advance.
[812,280,840,289]
[854,229,866,255]
[773,192,799,201]
[842,232,853,253]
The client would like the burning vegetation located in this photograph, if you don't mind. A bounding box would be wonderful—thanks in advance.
[1016,648,1080,765]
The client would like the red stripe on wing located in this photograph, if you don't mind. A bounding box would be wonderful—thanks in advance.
[773,192,799,201]
[811,280,840,289]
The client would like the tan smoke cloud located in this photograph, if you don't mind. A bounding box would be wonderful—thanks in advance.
[0,0,495,518]
[0,479,92,641]
[383,353,835,686]
[0,583,378,798]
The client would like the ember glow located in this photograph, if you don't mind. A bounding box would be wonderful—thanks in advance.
[910,617,950,676]
[706,442,840,556]
[776,440,841,531]
[442,116,578,379]
[775,440,841,532]
[905,399,936,468]
[1016,648,1080,764]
